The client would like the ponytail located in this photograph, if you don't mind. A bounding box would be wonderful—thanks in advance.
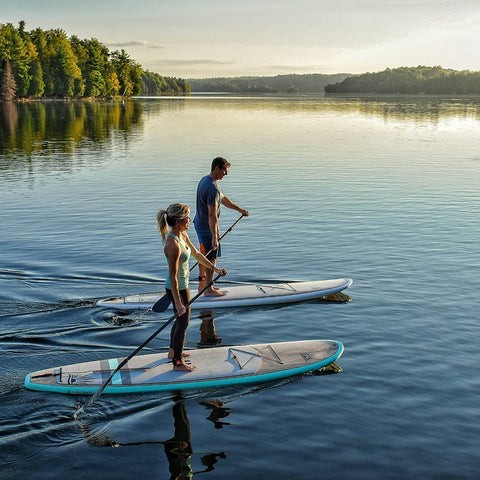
[156,209,169,241]
[156,203,189,242]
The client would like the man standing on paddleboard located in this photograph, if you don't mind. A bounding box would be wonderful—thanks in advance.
[194,157,249,296]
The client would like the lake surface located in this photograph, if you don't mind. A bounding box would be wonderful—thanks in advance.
[1,94,479,479]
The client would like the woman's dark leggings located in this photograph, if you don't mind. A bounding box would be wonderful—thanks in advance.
[166,288,191,363]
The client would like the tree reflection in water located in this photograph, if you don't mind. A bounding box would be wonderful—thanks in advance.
[0,100,143,161]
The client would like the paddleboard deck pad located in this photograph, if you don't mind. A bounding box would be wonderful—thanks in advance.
[24,340,343,394]
[96,278,353,310]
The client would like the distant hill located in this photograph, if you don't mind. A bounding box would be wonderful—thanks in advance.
[187,74,351,94]
[324,66,480,94]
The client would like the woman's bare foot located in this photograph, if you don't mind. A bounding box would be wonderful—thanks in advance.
[173,361,197,372]
[168,348,191,359]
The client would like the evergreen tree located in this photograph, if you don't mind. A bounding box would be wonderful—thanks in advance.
[0,59,16,101]
[29,27,54,96]
[48,29,82,97]
[27,58,44,97]
[110,49,137,96]
[0,23,32,97]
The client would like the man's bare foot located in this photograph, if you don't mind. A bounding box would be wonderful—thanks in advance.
[173,362,197,372]
[168,348,191,359]
[203,288,226,297]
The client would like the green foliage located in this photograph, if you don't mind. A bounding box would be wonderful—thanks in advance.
[324,66,480,94]
[141,70,191,95]
[187,74,350,93]
[1,59,16,101]
[189,68,480,95]
[0,23,32,97]
[0,21,190,100]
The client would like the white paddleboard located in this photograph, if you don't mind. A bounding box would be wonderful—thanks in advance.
[24,340,343,394]
[96,278,353,310]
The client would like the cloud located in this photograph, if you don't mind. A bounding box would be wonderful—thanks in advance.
[105,40,163,49]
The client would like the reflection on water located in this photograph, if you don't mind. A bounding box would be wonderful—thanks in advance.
[163,400,194,479]
[197,310,222,347]
[138,93,480,124]
[0,100,143,160]
[2,95,480,166]
[162,400,226,479]
[77,398,228,479]
[329,95,480,124]
[199,399,232,429]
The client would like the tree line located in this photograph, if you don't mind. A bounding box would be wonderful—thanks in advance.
[0,21,190,101]
[324,66,480,95]
[187,74,350,93]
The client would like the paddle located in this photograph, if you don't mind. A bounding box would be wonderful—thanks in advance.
[74,273,223,419]
[151,214,244,313]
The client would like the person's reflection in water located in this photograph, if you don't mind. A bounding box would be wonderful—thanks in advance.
[75,398,227,478]
[164,399,194,479]
[199,400,231,429]
[198,310,221,346]
[164,397,227,479]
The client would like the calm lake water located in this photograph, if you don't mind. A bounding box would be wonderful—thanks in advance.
[1,94,479,479]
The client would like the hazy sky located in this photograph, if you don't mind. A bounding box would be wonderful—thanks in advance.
[2,0,480,78]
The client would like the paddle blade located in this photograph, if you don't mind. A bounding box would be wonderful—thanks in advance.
[151,293,171,313]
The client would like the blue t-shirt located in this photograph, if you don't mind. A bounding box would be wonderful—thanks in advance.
[194,175,222,232]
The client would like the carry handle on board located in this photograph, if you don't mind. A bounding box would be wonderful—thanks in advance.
[151,214,244,313]
[74,273,223,419]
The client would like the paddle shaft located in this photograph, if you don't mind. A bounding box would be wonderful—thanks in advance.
[75,273,222,417]
[189,213,244,273]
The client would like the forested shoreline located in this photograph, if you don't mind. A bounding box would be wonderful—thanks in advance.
[3,21,479,101]
[324,66,480,94]
[187,74,350,93]
[0,21,190,101]
[188,67,480,95]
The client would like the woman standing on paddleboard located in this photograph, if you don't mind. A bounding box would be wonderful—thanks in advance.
[157,203,227,372]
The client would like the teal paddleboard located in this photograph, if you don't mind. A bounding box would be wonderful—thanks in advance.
[24,339,343,394]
